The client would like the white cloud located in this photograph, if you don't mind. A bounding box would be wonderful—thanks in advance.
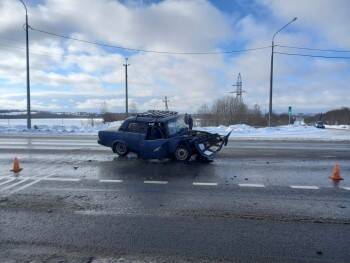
[0,98,26,110]
[261,0,350,48]
[0,0,349,114]
[36,0,232,51]
[76,98,126,111]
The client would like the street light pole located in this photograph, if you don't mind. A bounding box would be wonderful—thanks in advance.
[123,58,130,116]
[18,0,31,129]
[268,17,297,127]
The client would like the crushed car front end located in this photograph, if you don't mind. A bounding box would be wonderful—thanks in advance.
[189,130,231,161]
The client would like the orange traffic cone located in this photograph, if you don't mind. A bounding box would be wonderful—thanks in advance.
[10,157,22,173]
[329,163,343,181]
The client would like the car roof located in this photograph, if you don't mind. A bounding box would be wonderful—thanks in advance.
[127,110,179,123]
[126,115,178,123]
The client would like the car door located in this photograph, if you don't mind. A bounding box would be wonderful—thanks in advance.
[139,125,168,159]
[124,122,147,153]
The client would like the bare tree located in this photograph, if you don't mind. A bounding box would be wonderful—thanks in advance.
[197,96,263,127]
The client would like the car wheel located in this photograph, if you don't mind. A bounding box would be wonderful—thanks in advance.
[113,142,129,156]
[174,145,191,161]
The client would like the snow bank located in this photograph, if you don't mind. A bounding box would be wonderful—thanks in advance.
[0,119,349,141]
[0,121,122,136]
[197,124,350,141]
[324,125,350,130]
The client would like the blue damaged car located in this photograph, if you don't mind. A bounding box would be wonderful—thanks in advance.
[98,111,231,161]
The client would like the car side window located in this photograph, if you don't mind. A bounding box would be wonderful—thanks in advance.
[137,123,148,134]
[127,122,147,134]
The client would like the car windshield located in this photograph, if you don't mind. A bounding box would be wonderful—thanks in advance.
[167,117,188,136]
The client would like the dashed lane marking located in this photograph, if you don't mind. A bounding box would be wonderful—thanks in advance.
[238,183,265,188]
[193,182,218,186]
[43,178,81,182]
[341,187,350,191]
[290,185,319,190]
[99,179,123,183]
[144,180,168,184]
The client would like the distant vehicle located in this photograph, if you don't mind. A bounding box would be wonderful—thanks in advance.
[98,110,231,162]
[315,121,325,129]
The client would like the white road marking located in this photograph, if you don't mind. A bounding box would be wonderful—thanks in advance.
[0,166,54,193]
[1,178,30,191]
[193,182,218,186]
[33,139,96,143]
[144,180,168,184]
[0,142,27,145]
[341,187,350,191]
[0,143,99,147]
[0,145,106,150]
[0,178,17,186]
[10,173,56,194]
[0,140,96,144]
[290,185,319,190]
[43,178,81,182]
[32,142,97,146]
[238,183,265,188]
[99,179,123,183]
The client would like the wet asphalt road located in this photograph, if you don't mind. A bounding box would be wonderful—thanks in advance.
[0,135,349,262]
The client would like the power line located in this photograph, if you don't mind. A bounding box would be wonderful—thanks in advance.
[275,51,350,59]
[277,45,350,53]
[5,26,350,56]
[3,40,350,61]
[4,30,350,60]
[29,26,272,55]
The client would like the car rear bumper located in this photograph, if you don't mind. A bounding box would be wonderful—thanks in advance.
[98,140,108,147]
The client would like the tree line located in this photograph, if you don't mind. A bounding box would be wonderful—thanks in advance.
[305,107,350,125]
[196,96,349,127]
[196,96,266,127]
[99,97,349,126]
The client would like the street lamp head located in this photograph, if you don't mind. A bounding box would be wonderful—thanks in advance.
[18,0,28,14]
[272,17,298,41]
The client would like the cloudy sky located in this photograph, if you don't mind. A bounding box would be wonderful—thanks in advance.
[0,0,349,114]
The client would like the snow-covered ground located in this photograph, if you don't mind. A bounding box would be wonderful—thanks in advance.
[0,118,104,127]
[324,124,350,130]
[197,124,350,141]
[0,118,349,141]
[0,118,119,136]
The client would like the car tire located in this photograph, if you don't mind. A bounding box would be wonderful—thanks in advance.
[113,142,129,156]
[174,145,191,161]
